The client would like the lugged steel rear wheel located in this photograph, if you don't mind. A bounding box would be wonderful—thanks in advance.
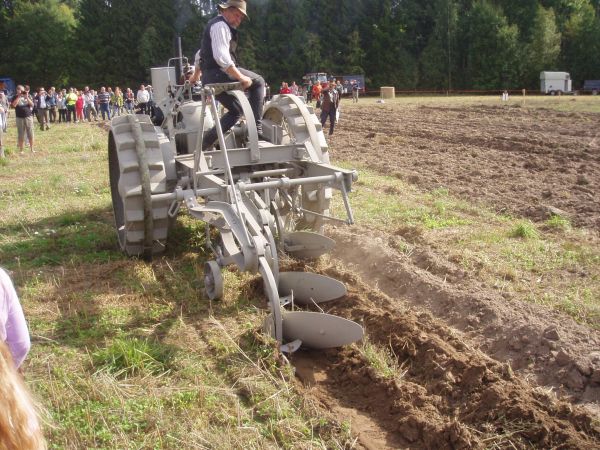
[108,115,172,258]
[262,95,332,233]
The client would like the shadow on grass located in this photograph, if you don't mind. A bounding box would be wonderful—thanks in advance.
[13,207,270,375]
[0,206,123,270]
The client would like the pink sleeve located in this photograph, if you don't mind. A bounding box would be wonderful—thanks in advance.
[1,269,31,368]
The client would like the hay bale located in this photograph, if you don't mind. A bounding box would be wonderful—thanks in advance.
[380,86,395,99]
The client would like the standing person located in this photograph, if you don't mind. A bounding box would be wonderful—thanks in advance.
[113,87,124,117]
[84,87,97,121]
[47,87,57,123]
[57,89,67,123]
[0,101,5,158]
[97,87,111,120]
[147,85,155,117]
[352,81,360,103]
[312,81,322,108]
[34,88,50,131]
[0,91,9,140]
[93,89,99,114]
[199,0,265,149]
[11,85,35,154]
[290,81,299,96]
[0,92,9,131]
[279,82,291,94]
[136,84,149,115]
[107,87,115,108]
[65,88,78,123]
[320,81,339,136]
[335,80,343,124]
[124,88,134,114]
[75,90,85,123]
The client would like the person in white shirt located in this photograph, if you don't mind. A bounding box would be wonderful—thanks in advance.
[136,84,150,115]
[198,0,265,149]
[0,102,5,158]
[84,87,98,121]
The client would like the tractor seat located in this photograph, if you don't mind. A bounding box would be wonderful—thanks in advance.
[203,82,243,95]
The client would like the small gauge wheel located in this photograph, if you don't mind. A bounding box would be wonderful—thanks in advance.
[204,260,223,300]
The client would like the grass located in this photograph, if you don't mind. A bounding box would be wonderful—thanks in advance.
[510,221,539,239]
[1,118,357,448]
[92,335,175,378]
[346,169,474,231]
[545,214,572,231]
[365,94,600,114]
[359,336,406,381]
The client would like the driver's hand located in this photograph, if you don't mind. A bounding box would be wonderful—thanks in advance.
[239,75,252,89]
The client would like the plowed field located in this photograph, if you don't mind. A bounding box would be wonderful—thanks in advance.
[288,98,600,448]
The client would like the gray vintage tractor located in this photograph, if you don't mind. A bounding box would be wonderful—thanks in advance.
[108,61,362,352]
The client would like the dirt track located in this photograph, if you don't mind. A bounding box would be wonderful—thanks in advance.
[286,100,600,448]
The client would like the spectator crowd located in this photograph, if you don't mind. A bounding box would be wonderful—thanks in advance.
[0,83,157,157]
[276,77,361,136]
[0,75,363,159]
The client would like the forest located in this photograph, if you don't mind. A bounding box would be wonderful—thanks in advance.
[1,0,600,91]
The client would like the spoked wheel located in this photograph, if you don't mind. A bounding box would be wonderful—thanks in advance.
[108,115,171,258]
[204,260,223,300]
[262,95,332,233]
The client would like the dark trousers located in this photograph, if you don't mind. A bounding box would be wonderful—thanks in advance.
[99,103,111,120]
[59,109,67,122]
[201,67,265,148]
[320,108,336,135]
[67,105,76,122]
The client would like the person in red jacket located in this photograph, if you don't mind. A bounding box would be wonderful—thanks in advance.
[279,82,291,94]
[312,81,322,107]
[75,90,85,123]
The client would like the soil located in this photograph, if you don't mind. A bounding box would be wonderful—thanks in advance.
[286,100,600,448]
[332,102,600,229]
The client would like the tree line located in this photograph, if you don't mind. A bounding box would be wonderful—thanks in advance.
[1,0,600,92]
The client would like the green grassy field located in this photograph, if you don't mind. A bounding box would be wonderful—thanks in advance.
[0,98,598,448]
[365,93,600,113]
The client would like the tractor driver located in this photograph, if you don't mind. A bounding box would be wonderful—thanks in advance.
[199,0,265,149]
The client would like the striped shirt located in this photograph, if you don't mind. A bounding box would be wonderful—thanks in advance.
[210,20,235,70]
[97,92,110,104]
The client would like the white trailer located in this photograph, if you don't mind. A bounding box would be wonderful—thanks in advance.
[540,71,572,95]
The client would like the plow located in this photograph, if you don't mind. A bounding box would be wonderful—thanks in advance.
[108,62,363,353]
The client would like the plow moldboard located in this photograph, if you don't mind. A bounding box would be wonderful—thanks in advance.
[283,232,336,259]
[282,311,364,349]
[278,272,346,304]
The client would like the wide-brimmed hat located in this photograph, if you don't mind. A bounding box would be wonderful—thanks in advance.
[217,0,248,18]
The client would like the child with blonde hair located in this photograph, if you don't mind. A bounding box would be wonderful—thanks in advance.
[0,341,46,449]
